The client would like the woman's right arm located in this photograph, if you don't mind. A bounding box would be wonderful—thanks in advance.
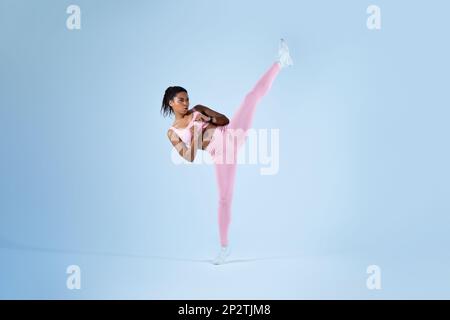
[167,126,201,162]
[193,105,229,126]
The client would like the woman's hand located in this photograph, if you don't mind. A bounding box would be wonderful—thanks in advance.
[193,112,211,123]
[193,105,229,126]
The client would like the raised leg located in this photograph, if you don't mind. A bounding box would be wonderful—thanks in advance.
[228,62,281,151]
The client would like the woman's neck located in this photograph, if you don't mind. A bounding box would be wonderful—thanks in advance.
[173,111,191,126]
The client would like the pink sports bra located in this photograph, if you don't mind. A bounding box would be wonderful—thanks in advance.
[170,111,210,146]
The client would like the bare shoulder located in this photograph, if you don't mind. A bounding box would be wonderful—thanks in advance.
[168,127,183,138]
[167,128,176,139]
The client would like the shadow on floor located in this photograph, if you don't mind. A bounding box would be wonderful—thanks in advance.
[0,235,303,265]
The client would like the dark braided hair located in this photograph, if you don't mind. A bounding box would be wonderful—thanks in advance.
[161,86,188,118]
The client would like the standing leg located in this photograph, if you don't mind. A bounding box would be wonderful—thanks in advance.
[214,162,237,247]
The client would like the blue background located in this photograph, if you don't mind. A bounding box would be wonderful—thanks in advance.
[1,0,449,299]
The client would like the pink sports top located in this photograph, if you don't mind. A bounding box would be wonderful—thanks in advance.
[170,111,210,147]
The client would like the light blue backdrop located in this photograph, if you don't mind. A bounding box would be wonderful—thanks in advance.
[1,0,449,299]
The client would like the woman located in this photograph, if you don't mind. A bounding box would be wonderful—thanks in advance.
[161,39,293,265]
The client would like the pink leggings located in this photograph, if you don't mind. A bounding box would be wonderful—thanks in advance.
[205,62,281,246]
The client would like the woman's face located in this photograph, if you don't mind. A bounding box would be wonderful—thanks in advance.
[170,92,189,115]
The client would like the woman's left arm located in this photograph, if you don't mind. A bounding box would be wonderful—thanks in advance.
[193,105,230,126]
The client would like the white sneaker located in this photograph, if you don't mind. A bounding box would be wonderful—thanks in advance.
[277,38,293,68]
[212,246,231,265]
